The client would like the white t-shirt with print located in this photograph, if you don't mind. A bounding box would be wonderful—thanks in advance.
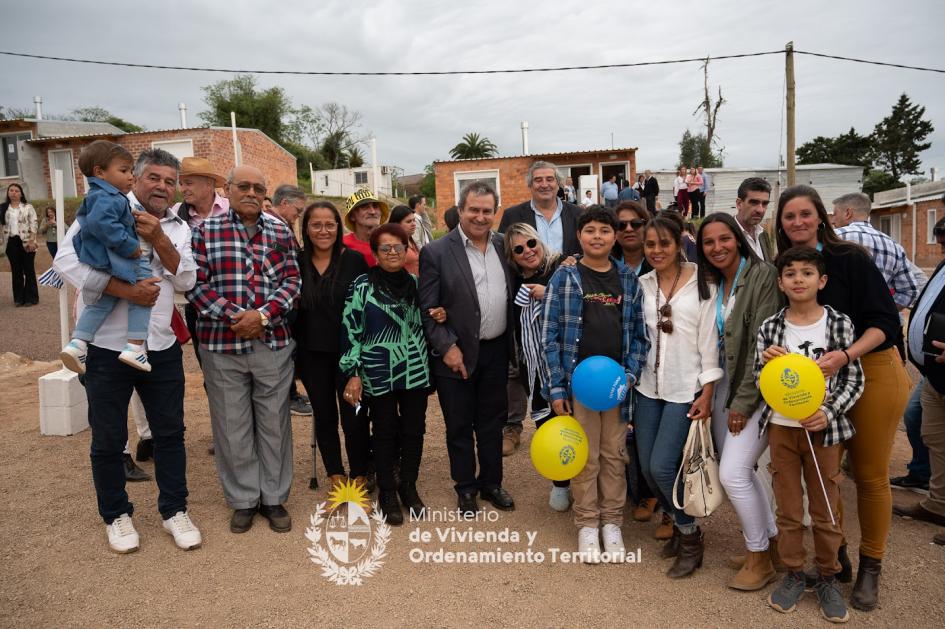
[770,309,829,428]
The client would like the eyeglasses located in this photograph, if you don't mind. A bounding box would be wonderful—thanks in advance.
[618,219,646,231]
[657,303,674,334]
[512,239,538,255]
[308,222,338,232]
[378,244,407,254]
[232,182,267,195]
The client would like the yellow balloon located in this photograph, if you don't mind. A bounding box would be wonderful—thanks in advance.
[530,415,589,481]
[759,354,827,420]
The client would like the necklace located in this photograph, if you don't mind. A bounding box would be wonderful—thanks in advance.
[653,264,682,397]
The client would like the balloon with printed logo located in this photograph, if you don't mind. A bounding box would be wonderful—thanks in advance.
[571,355,628,411]
[530,415,589,481]
[759,353,827,420]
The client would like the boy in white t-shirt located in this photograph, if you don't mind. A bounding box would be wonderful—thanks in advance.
[754,246,865,624]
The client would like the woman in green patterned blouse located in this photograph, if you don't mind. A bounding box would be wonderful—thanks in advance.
[340,223,432,526]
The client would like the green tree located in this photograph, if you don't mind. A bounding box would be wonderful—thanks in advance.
[199,74,293,143]
[72,106,144,132]
[797,127,873,167]
[449,132,498,160]
[678,130,722,168]
[872,93,934,181]
[419,163,436,201]
[347,147,365,168]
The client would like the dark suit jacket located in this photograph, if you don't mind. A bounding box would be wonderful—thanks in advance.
[643,177,659,197]
[497,200,584,257]
[419,229,514,379]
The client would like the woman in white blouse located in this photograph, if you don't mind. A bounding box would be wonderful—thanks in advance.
[634,211,721,579]
[1,183,39,306]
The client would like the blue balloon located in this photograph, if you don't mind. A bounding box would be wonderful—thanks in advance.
[571,356,627,411]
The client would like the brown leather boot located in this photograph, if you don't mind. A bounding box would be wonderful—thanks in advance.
[667,527,704,579]
[654,512,674,540]
[660,526,681,559]
[850,553,881,611]
[728,549,777,591]
[633,498,658,522]
[727,537,787,571]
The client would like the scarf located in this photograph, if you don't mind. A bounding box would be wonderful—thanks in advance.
[368,266,418,305]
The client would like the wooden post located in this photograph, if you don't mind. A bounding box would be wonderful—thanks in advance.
[785,41,796,187]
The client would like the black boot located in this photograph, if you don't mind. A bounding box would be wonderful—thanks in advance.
[837,543,853,583]
[379,491,403,526]
[398,482,426,519]
[660,526,682,559]
[123,453,151,482]
[850,553,882,611]
[135,438,153,462]
[667,527,704,578]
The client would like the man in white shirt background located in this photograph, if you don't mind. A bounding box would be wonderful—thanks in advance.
[734,177,776,262]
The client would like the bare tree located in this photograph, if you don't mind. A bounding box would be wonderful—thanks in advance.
[692,57,725,155]
[316,102,366,167]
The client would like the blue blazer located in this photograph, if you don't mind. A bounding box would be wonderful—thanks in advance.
[74,177,140,284]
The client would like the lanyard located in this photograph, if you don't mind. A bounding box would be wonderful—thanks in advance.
[716,257,747,341]
[816,242,824,252]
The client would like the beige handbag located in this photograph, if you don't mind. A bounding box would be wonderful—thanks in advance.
[672,418,724,517]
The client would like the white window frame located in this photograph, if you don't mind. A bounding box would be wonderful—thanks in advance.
[597,160,631,183]
[354,171,369,185]
[878,214,902,243]
[151,139,194,161]
[928,208,938,244]
[0,132,32,178]
[48,149,77,198]
[453,169,501,206]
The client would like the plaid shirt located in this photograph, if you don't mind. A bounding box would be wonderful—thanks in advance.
[541,260,650,424]
[187,209,301,354]
[836,221,918,308]
[754,305,864,446]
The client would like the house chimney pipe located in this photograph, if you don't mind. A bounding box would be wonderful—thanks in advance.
[931,167,938,182]
[178,102,187,128]
[521,121,529,155]
[33,96,43,120]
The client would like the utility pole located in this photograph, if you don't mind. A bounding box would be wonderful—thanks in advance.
[785,41,796,187]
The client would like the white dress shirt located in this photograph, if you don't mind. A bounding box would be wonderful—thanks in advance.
[54,199,196,353]
[738,222,766,260]
[458,225,507,340]
[636,263,723,402]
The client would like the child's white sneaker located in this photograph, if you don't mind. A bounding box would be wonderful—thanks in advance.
[578,526,601,564]
[60,339,88,374]
[549,486,572,512]
[119,343,151,372]
[602,523,626,562]
[106,513,139,554]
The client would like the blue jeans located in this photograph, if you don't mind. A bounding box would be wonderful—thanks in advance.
[85,342,188,523]
[633,392,695,529]
[74,257,152,342]
[905,380,931,481]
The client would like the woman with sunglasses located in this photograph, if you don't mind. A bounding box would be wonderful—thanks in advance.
[340,223,432,526]
[503,223,571,510]
[776,185,910,611]
[295,202,371,494]
[635,211,722,579]
[696,212,784,591]
[612,200,653,275]
[387,204,421,276]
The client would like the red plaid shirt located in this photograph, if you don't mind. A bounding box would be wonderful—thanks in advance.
[188,209,301,354]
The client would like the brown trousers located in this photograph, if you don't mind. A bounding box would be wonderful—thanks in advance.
[571,400,628,529]
[920,380,945,517]
[769,424,843,576]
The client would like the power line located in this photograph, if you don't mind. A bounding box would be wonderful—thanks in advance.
[794,50,945,74]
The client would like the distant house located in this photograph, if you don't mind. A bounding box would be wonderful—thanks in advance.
[871,180,945,268]
[397,173,425,199]
[0,119,297,200]
[433,148,638,224]
[311,165,395,199]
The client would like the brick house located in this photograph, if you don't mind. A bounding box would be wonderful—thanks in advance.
[433,148,637,225]
[870,180,945,269]
[4,123,296,200]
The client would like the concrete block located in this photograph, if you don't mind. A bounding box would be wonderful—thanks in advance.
[38,369,86,407]
[38,369,89,436]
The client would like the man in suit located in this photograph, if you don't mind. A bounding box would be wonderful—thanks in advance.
[734,177,776,262]
[642,169,660,213]
[498,160,583,257]
[420,181,516,515]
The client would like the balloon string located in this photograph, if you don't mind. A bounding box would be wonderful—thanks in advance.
[805,430,836,525]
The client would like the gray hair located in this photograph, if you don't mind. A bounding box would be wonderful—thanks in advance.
[272,184,306,207]
[503,222,553,270]
[133,148,181,178]
[833,192,872,217]
[526,160,562,187]
[458,181,498,211]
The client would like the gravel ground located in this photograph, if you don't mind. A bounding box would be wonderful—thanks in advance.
[1,270,943,628]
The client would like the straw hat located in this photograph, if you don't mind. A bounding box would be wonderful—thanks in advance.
[179,157,226,188]
[344,188,390,230]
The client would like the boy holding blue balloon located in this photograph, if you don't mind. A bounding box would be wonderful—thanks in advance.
[754,246,864,623]
[542,206,649,563]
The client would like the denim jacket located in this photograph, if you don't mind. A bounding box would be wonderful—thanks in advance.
[541,258,650,423]
[74,177,140,284]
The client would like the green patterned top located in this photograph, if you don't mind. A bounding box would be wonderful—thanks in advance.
[339,274,431,396]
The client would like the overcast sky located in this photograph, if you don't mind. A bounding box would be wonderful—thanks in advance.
[3,0,944,178]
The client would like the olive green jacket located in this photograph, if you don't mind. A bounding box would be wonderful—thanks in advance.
[720,258,784,416]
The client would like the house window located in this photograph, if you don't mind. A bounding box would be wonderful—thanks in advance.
[323,175,329,187]
[1,133,31,177]
[928,209,938,244]
[878,214,902,243]
[453,169,501,206]
[354,171,368,185]
[151,139,194,162]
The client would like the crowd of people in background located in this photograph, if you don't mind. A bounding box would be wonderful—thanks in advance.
[0,144,940,625]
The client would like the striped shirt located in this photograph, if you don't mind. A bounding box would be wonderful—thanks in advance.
[836,221,918,308]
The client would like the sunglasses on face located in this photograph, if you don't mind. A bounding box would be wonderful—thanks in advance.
[618,219,647,231]
[378,244,407,254]
[657,303,674,334]
[233,182,267,195]
[512,239,538,255]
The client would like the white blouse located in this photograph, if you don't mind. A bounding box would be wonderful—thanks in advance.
[673,176,686,196]
[636,262,723,403]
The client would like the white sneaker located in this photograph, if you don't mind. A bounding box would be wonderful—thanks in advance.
[549,486,572,512]
[578,526,601,564]
[106,513,139,554]
[163,511,202,550]
[60,339,88,374]
[601,523,626,562]
[119,343,152,372]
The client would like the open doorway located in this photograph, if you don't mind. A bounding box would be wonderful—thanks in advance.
[600,162,628,190]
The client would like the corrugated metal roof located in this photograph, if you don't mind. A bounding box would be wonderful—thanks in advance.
[26,126,213,143]
[434,147,638,164]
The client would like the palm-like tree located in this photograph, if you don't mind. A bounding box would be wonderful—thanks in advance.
[449,132,498,160]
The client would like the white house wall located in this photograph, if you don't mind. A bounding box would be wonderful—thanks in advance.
[312,167,393,198]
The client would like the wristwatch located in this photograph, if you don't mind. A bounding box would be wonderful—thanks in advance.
[258,311,270,327]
